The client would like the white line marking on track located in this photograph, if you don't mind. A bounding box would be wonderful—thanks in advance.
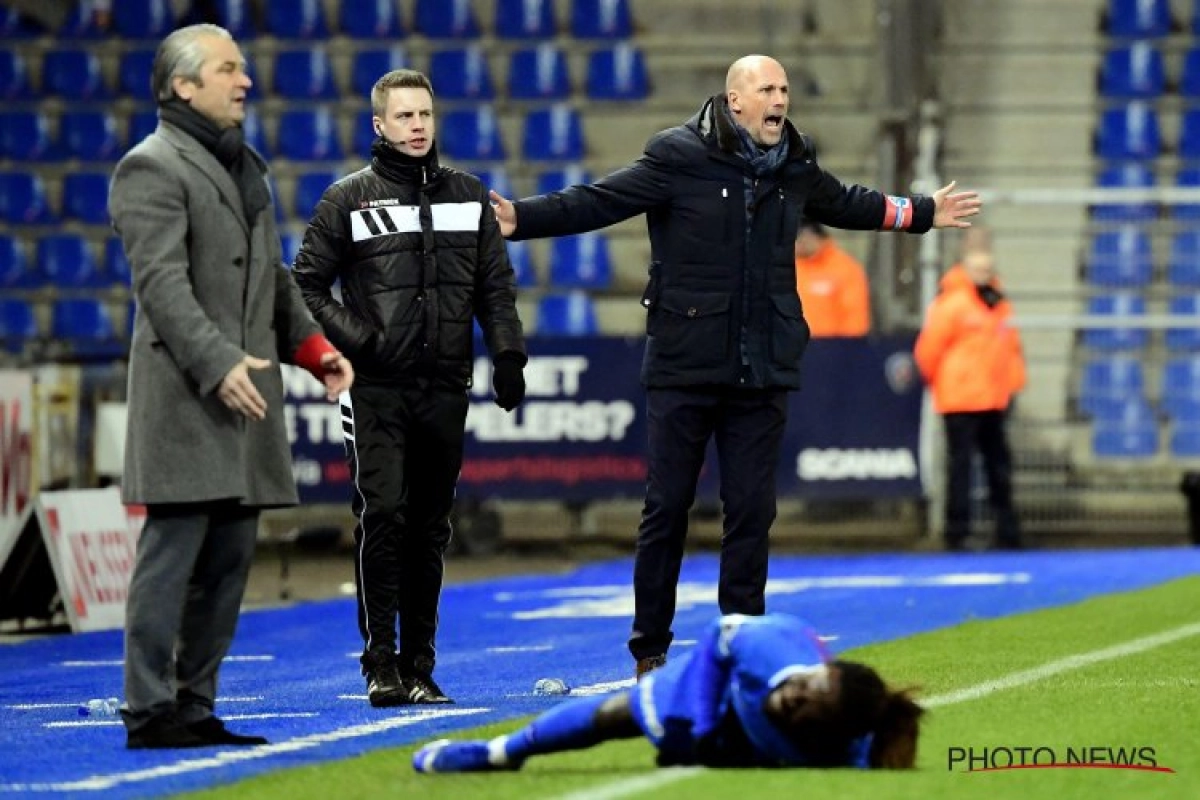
[545,621,1200,800]
[58,656,274,668]
[10,696,263,712]
[44,713,319,730]
[488,645,554,653]
[1,707,489,792]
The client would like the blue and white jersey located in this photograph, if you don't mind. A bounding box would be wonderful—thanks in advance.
[629,613,870,768]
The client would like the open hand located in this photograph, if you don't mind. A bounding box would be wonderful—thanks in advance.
[488,190,517,238]
[931,181,982,229]
[218,356,271,420]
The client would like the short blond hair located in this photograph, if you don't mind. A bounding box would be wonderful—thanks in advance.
[371,69,434,117]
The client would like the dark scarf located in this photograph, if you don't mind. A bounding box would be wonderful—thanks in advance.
[715,95,789,176]
[158,99,270,225]
[371,137,441,185]
[977,284,1004,308]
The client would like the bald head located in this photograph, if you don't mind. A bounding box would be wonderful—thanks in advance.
[724,55,790,147]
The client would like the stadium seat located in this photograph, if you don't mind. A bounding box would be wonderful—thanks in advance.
[1083,226,1153,287]
[37,234,107,289]
[536,165,592,195]
[51,298,124,361]
[55,2,108,38]
[277,107,344,161]
[42,49,109,100]
[128,108,159,146]
[508,44,571,101]
[118,49,156,97]
[340,0,405,38]
[351,48,409,97]
[1176,107,1200,161]
[550,233,613,289]
[241,107,270,156]
[1104,0,1172,37]
[0,6,43,38]
[415,0,481,38]
[1092,162,1155,222]
[60,111,123,161]
[496,0,557,39]
[0,111,55,160]
[1167,230,1200,286]
[571,0,633,38]
[1180,45,1200,98]
[1166,294,1200,351]
[439,108,506,161]
[0,172,56,224]
[1098,42,1165,99]
[113,0,176,37]
[586,43,650,100]
[505,239,539,287]
[523,105,585,161]
[475,167,514,199]
[1095,103,1161,161]
[1082,292,1148,351]
[537,291,599,335]
[1078,355,1145,417]
[0,50,31,100]
[105,237,131,286]
[274,48,339,100]
[212,0,257,38]
[0,235,41,289]
[1162,354,1200,417]
[266,0,329,38]
[280,229,302,267]
[0,298,38,355]
[1092,422,1159,458]
[1173,167,1200,219]
[294,171,340,220]
[62,172,111,225]
[1169,425,1200,457]
[429,46,496,100]
[352,110,376,158]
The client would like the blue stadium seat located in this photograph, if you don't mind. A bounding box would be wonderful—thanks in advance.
[60,111,122,161]
[105,238,131,287]
[0,235,41,289]
[475,167,514,199]
[1084,226,1153,287]
[1167,230,1200,286]
[0,6,44,38]
[1174,167,1200,219]
[42,49,109,100]
[1180,45,1200,98]
[51,298,124,361]
[280,230,302,267]
[212,0,257,38]
[294,171,340,220]
[496,0,557,39]
[339,0,405,38]
[0,298,38,355]
[508,44,571,101]
[1082,292,1148,351]
[1166,294,1200,351]
[1176,107,1200,161]
[1162,354,1200,417]
[351,48,409,97]
[1092,422,1159,458]
[0,111,56,160]
[128,108,159,146]
[1104,0,1172,37]
[572,0,633,38]
[266,0,329,38]
[537,291,599,335]
[1093,162,1155,222]
[1098,42,1165,99]
[242,107,270,156]
[415,0,481,38]
[1169,424,1200,456]
[523,105,585,161]
[587,43,650,100]
[62,172,111,225]
[429,46,496,100]
[37,234,108,289]
[550,233,613,289]
[439,107,506,161]
[0,172,56,224]
[277,107,344,161]
[0,50,32,100]
[536,164,592,195]
[56,2,108,38]
[352,110,376,158]
[505,239,538,287]
[1087,392,1156,428]
[1095,103,1161,160]
[113,0,176,38]
[118,49,156,98]
[1078,355,1145,417]
[274,48,339,100]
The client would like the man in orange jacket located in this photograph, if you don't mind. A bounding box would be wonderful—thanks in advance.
[914,245,1026,551]
[794,221,870,337]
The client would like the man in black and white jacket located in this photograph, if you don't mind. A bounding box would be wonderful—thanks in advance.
[293,69,527,708]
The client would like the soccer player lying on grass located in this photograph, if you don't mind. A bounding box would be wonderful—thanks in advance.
[413,613,923,772]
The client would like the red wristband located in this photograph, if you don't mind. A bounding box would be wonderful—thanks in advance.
[293,333,339,379]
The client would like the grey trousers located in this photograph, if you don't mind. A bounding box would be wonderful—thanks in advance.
[121,501,258,732]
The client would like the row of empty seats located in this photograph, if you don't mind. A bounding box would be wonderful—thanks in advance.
[1079,291,1200,351]
[0,0,634,42]
[1080,353,1200,418]
[1092,102,1200,159]
[1102,0,1200,39]
[1082,225,1200,286]
[0,233,128,289]
[1091,161,1200,221]
[0,42,649,103]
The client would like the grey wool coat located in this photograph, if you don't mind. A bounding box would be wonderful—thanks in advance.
[109,122,321,507]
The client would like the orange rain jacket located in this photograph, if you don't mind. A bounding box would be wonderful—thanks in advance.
[794,239,871,337]
[914,265,1026,414]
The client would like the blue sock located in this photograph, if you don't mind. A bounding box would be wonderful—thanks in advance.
[501,693,612,762]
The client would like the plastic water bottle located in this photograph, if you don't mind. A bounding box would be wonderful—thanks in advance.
[78,697,120,717]
[533,678,570,696]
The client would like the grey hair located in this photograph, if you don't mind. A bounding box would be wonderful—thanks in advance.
[151,23,232,103]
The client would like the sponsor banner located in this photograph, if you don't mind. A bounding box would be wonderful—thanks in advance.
[0,370,35,568]
[286,335,921,504]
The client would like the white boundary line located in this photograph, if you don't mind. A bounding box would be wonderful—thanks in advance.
[549,621,1200,800]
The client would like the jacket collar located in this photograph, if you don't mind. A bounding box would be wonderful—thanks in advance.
[156,121,251,236]
[690,94,810,163]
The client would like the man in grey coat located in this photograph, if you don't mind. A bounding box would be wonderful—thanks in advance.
[108,24,354,749]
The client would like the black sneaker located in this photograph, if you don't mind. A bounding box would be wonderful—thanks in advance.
[187,716,268,746]
[405,672,454,704]
[366,661,409,708]
[636,654,667,681]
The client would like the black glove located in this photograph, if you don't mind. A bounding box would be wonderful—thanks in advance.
[492,355,526,412]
